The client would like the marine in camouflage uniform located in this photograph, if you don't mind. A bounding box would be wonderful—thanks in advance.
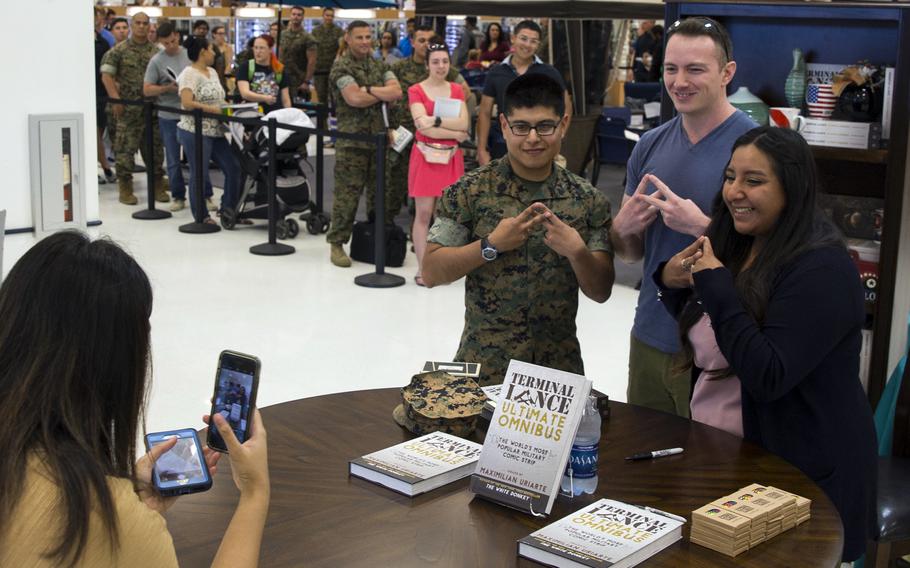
[100,36,169,204]
[311,20,345,106]
[388,53,468,226]
[279,26,316,99]
[427,158,613,385]
[326,50,400,246]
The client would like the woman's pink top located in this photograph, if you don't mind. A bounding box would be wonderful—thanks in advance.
[688,313,744,437]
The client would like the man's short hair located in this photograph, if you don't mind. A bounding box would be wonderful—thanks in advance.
[513,20,542,38]
[465,16,477,27]
[346,20,370,33]
[415,24,434,34]
[666,16,733,66]
[407,18,416,25]
[156,21,176,39]
[193,19,209,31]
[323,7,334,14]
[290,6,304,13]
[111,17,128,28]
[503,73,565,117]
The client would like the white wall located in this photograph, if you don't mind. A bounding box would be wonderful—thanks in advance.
[0,0,99,231]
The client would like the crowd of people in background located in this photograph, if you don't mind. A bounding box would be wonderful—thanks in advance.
[12,8,877,566]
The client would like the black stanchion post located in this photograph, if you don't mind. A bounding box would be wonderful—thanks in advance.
[315,104,325,216]
[179,108,220,234]
[355,133,404,288]
[301,103,329,232]
[133,100,171,220]
[251,117,294,256]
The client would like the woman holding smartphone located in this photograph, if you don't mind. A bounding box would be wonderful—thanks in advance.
[655,127,876,562]
[0,231,270,567]
[408,41,469,286]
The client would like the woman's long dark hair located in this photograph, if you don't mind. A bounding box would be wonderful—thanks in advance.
[677,126,844,375]
[0,231,153,565]
[482,22,504,50]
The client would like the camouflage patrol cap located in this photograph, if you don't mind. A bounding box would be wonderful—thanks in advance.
[393,371,486,436]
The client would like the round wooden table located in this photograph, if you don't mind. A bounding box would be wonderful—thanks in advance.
[166,388,843,567]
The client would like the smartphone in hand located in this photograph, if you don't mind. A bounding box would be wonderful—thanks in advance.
[207,350,260,453]
[145,429,212,496]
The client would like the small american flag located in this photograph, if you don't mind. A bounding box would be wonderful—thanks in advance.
[806,84,836,118]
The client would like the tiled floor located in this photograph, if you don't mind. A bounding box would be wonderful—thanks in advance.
[2,160,641,438]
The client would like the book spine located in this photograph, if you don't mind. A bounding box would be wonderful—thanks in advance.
[349,458,422,485]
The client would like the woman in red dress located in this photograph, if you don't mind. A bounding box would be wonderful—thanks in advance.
[408,41,469,286]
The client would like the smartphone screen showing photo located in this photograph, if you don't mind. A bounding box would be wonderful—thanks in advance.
[148,430,209,491]
[209,365,255,448]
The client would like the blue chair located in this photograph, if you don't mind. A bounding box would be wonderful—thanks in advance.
[590,107,636,186]
[863,313,910,568]
[624,81,661,103]
[459,68,487,90]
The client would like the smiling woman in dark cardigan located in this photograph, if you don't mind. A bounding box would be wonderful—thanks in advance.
[655,126,876,562]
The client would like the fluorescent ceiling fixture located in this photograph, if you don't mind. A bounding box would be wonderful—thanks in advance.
[448,15,466,21]
[127,7,162,18]
[191,8,206,17]
[235,8,277,18]
[336,9,374,20]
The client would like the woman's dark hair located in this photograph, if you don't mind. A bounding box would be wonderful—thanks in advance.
[0,231,153,565]
[184,35,210,62]
[676,126,844,375]
[483,22,504,49]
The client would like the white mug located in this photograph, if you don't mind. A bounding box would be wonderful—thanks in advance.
[770,107,806,131]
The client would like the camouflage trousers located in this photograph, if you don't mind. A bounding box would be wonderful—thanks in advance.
[326,145,406,245]
[114,106,168,190]
[313,74,330,110]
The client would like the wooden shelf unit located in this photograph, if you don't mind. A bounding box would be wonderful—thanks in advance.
[663,1,910,410]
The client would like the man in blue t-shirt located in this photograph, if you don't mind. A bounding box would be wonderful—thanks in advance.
[398,18,415,58]
[610,17,757,417]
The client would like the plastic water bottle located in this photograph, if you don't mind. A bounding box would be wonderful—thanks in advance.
[561,395,601,496]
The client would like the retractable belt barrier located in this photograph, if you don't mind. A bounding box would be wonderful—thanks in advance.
[104,98,403,287]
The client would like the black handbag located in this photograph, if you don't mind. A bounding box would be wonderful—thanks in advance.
[350,221,407,267]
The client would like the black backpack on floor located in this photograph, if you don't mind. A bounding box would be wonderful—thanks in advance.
[350,221,407,267]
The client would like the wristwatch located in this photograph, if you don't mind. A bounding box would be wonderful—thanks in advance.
[480,237,499,262]
[434,116,442,127]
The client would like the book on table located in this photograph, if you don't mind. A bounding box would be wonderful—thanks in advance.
[518,498,685,568]
[470,360,592,516]
[348,431,482,497]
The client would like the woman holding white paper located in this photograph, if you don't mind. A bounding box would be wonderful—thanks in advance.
[408,41,469,286]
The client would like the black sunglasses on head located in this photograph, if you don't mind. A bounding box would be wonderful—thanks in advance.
[667,17,731,62]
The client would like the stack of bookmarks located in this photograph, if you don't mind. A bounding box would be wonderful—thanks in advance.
[690,484,811,557]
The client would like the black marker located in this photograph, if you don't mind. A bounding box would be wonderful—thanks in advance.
[625,447,684,461]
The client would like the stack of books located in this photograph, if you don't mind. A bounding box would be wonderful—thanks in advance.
[690,484,811,557]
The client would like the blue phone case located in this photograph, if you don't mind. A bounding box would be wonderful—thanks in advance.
[144,428,212,497]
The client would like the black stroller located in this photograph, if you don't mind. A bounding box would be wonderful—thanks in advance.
[222,109,329,238]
